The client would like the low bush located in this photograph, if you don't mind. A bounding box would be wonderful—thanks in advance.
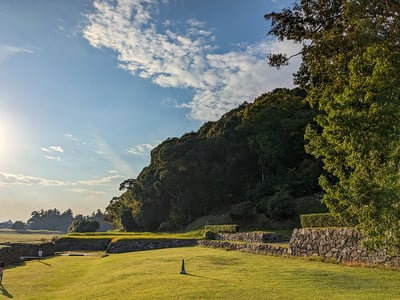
[204,224,239,233]
[203,230,216,240]
[300,213,349,228]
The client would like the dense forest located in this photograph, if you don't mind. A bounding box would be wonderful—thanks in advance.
[106,88,326,231]
[106,1,400,254]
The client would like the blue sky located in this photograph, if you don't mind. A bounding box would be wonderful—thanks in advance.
[0,0,300,222]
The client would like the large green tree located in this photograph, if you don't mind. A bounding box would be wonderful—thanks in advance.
[266,1,400,253]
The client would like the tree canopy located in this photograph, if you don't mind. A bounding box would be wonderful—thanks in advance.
[107,88,325,231]
[266,1,400,254]
[27,208,111,232]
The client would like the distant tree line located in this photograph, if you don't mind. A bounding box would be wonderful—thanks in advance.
[11,208,112,233]
[106,88,326,231]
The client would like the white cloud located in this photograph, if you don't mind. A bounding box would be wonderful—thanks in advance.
[127,143,157,156]
[78,175,125,186]
[83,0,301,122]
[68,188,106,194]
[41,145,64,161]
[64,133,79,142]
[41,145,64,153]
[0,44,33,61]
[44,155,62,162]
[0,171,124,188]
[50,146,64,153]
[0,172,66,186]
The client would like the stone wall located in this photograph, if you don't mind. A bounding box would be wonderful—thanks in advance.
[2,228,400,268]
[0,238,197,265]
[199,240,287,256]
[56,237,112,251]
[106,239,197,253]
[288,227,400,267]
[0,242,58,266]
[216,232,283,243]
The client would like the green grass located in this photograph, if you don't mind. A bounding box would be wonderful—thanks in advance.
[1,247,400,299]
[0,229,62,244]
[0,229,203,244]
[64,230,204,242]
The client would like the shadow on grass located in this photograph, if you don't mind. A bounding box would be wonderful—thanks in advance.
[0,284,13,298]
[181,273,221,281]
[39,260,51,267]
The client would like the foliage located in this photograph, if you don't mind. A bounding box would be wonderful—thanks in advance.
[108,88,325,231]
[266,1,400,254]
[203,230,217,240]
[204,224,239,233]
[68,218,100,233]
[300,213,350,228]
[27,209,74,232]
[4,247,400,299]
[27,208,110,233]
[11,221,26,230]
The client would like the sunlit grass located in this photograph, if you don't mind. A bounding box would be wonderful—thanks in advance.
[1,246,400,299]
[65,230,204,241]
[0,229,62,244]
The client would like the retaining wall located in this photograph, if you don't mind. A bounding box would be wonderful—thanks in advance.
[3,228,400,268]
[0,238,197,265]
[288,227,400,267]
[199,240,287,256]
[215,232,283,243]
[106,239,197,253]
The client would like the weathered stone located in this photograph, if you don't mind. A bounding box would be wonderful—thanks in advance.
[287,227,400,267]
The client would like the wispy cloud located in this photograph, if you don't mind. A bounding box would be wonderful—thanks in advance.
[0,44,33,61]
[41,145,64,161]
[44,155,62,162]
[78,175,125,186]
[68,188,107,194]
[93,133,135,175]
[41,145,64,153]
[83,0,301,121]
[0,171,125,189]
[64,133,79,142]
[0,172,67,186]
[127,143,157,156]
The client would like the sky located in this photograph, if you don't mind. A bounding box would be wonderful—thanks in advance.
[0,0,301,222]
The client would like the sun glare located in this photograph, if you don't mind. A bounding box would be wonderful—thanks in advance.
[0,111,21,160]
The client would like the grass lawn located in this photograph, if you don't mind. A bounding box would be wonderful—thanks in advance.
[64,230,204,241]
[0,229,62,244]
[1,246,400,299]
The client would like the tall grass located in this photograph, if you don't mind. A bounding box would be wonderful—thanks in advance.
[1,247,400,299]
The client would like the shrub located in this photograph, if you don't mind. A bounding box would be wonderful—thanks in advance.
[204,224,239,233]
[300,213,350,228]
[11,221,26,230]
[203,230,216,240]
[68,219,100,233]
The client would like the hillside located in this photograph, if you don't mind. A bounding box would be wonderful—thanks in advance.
[106,88,326,231]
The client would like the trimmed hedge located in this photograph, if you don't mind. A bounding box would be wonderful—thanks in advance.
[204,224,239,233]
[300,213,349,228]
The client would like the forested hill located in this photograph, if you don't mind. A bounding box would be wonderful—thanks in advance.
[107,88,326,231]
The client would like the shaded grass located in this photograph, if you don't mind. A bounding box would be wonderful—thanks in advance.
[2,246,400,299]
